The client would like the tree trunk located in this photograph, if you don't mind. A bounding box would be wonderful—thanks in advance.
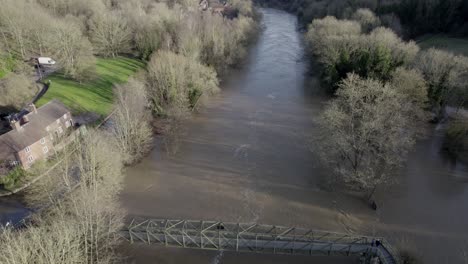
[367,185,378,202]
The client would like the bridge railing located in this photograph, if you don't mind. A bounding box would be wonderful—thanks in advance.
[121,219,398,263]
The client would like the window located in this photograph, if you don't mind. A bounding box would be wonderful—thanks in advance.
[27,155,34,163]
[42,146,49,154]
[40,138,46,144]
[25,146,31,153]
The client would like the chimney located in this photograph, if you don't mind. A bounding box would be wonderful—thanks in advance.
[10,119,21,131]
[21,115,29,124]
[29,103,37,114]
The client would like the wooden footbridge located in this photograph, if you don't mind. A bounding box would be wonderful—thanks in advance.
[121,219,399,264]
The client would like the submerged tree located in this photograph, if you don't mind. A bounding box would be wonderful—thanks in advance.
[351,8,381,32]
[316,74,422,200]
[416,48,468,119]
[111,79,153,165]
[306,16,418,92]
[146,50,219,116]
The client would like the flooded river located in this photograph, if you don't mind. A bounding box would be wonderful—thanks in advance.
[121,8,468,263]
[1,7,467,264]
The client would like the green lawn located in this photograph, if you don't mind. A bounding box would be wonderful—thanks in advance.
[37,57,145,116]
[0,55,17,79]
[417,35,468,57]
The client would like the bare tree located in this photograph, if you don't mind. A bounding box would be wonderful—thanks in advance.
[36,0,106,18]
[19,129,125,264]
[0,73,37,112]
[89,10,132,57]
[50,20,96,81]
[351,8,381,32]
[177,12,204,61]
[146,50,219,116]
[305,16,362,72]
[390,67,428,110]
[0,0,33,58]
[316,74,421,200]
[367,27,419,68]
[306,16,362,56]
[306,16,418,90]
[176,12,257,72]
[0,0,61,58]
[119,2,165,59]
[111,79,153,165]
[416,48,468,118]
[0,218,83,264]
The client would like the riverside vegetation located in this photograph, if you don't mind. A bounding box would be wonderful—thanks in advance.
[0,0,258,263]
[256,0,468,38]
[298,6,468,263]
[306,8,468,202]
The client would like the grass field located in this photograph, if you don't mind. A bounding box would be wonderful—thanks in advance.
[37,57,145,116]
[417,35,468,57]
[0,55,17,79]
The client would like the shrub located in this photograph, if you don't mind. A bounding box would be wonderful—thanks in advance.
[146,51,219,116]
[351,8,380,32]
[0,167,28,190]
[5,130,125,263]
[306,17,418,92]
[416,48,468,117]
[111,79,153,165]
[0,73,36,113]
[390,67,428,109]
[0,51,16,79]
[444,118,468,159]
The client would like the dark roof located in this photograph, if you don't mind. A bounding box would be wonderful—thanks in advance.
[0,100,70,152]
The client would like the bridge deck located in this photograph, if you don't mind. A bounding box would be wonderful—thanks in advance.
[121,219,398,264]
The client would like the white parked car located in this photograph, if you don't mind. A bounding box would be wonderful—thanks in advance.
[37,57,56,66]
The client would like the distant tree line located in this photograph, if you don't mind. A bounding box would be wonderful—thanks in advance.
[381,0,468,37]
[255,0,468,37]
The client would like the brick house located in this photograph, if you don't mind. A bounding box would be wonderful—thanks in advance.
[0,100,73,171]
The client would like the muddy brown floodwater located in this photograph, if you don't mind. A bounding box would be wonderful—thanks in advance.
[120,8,467,264]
